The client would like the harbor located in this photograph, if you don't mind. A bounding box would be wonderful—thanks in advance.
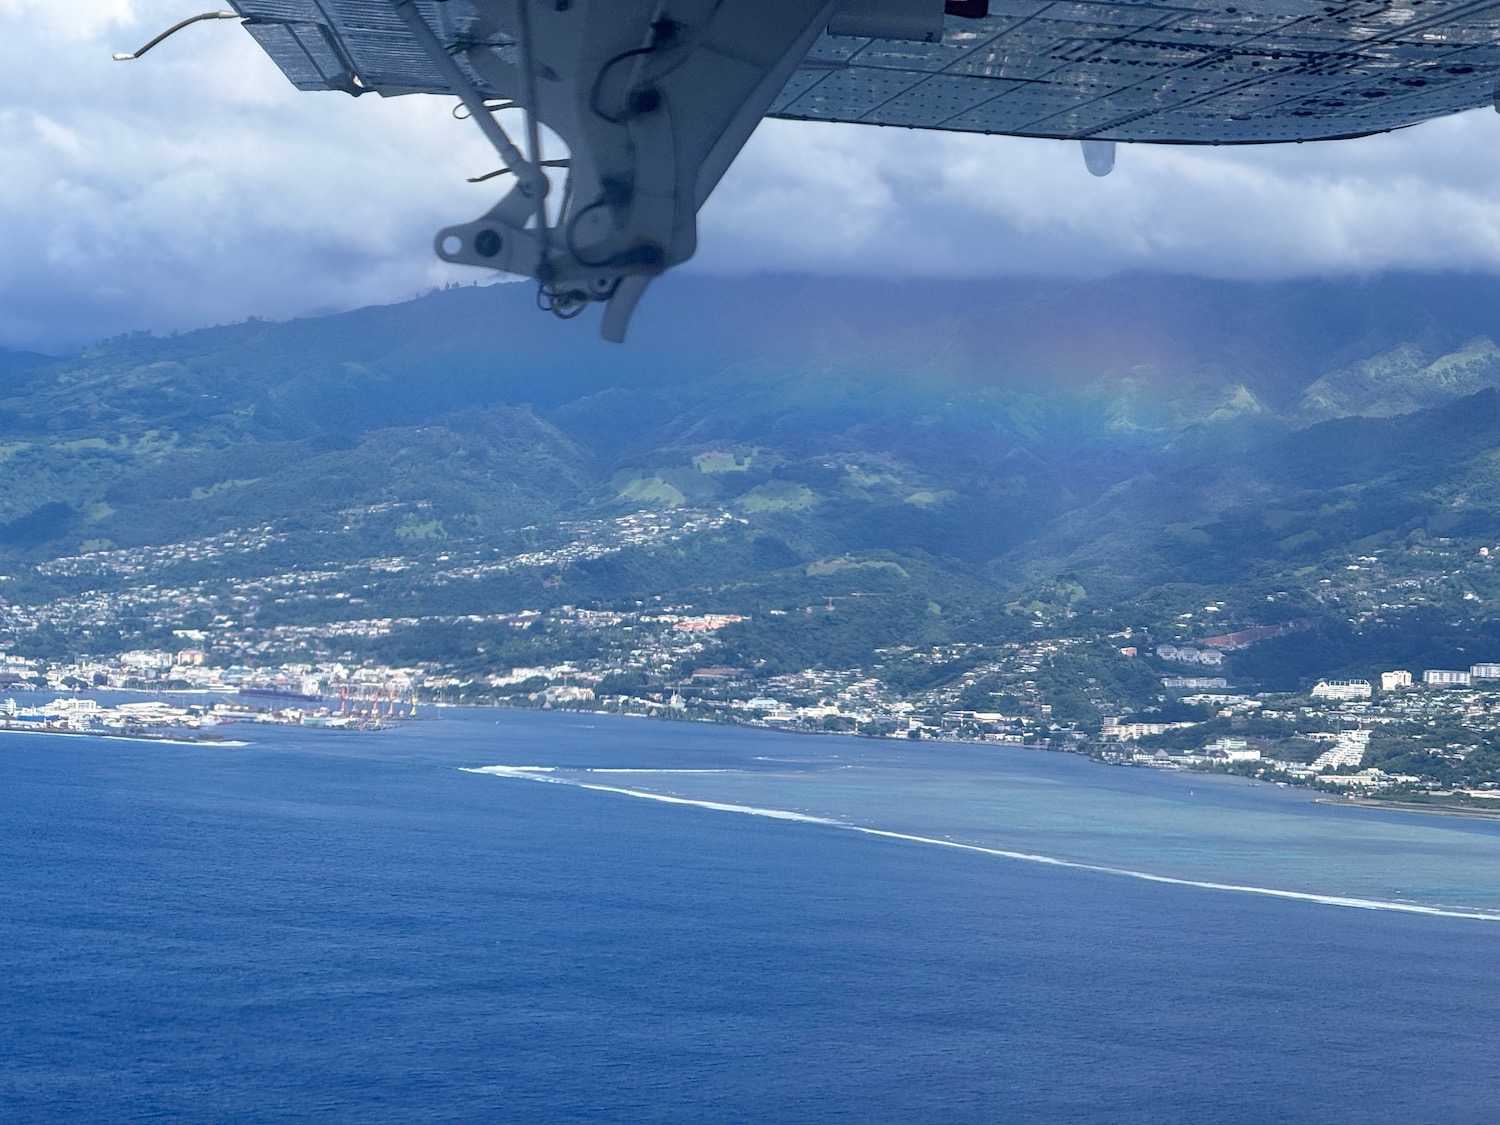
[0,691,409,743]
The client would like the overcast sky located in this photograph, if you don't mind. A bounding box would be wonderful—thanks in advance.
[6,0,1500,351]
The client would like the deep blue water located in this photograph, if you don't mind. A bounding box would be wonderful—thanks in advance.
[4,707,1500,1122]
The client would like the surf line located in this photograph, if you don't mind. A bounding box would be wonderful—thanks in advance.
[584,768,737,775]
[460,766,1500,922]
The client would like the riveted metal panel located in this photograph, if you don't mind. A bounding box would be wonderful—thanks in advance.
[231,0,1500,143]
[772,1,1500,142]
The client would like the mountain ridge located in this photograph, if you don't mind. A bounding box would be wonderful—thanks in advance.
[6,271,1500,688]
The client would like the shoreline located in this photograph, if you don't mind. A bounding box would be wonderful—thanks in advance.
[503,703,1500,824]
[22,690,1500,823]
[1318,795,1500,821]
[0,727,247,747]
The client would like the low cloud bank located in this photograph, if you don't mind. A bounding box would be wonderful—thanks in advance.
[5,1,1500,349]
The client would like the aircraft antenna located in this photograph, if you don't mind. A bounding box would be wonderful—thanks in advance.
[112,11,239,62]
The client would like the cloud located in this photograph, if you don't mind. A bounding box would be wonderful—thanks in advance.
[5,2,1500,349]
[0,1,493,350]
[701,112,1500,280]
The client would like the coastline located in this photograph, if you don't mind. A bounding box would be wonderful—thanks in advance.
[490,701,1500,824]
[22,689,1500,823]
[1318,795,1500,821]
[0,727,247,747]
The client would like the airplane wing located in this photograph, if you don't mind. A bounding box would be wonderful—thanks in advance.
[170,1,1500,337]
[769,2,1500,145]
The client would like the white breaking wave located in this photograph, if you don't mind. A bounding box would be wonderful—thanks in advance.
[579,774,738,780]
[461,766,1500,922]
[462,765,836,824]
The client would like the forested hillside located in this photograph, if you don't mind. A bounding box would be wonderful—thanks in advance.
[6,271,1500,685]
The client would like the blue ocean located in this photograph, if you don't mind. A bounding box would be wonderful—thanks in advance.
[4,706,1500,1123]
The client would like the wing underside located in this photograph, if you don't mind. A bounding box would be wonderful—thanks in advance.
[216,1,1500,339]
[234,1,1500,144]
[772,1,1500,143]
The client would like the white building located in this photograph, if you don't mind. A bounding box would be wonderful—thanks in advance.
[1101,718,1198,741]
[1470,663,1500,680]
[1311,680,1372,701]
[1380,670,1413,692]
[120,650,173,673]
[540,685,595,704]
[1424,669,1472,687]
[1312,729,1371,772]
[112,701,189,725]
[1205,737,1261,762]
[489,666,549,686]
[1155,645,1224,667]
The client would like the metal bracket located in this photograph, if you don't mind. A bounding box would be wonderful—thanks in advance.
[396,0,835,341]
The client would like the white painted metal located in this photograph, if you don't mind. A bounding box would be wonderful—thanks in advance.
[1081,140,1115,178]
[378,0,835,339]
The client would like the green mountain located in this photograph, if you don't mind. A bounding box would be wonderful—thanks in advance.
[1296,337,1500,424]
[8,271,1500,686]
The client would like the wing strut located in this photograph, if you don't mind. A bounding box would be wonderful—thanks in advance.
[397,0,836,341]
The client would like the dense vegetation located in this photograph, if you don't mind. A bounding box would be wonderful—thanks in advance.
[10,272,1500,677]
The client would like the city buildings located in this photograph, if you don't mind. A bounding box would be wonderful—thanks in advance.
[1311,680,1372,701]
[1424,669,1471,687]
